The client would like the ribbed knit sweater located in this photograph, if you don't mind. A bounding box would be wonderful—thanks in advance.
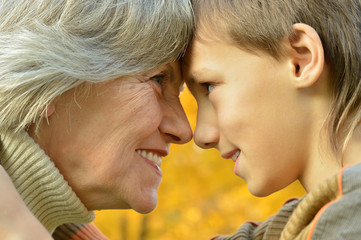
[4,127,361,239]
[0,129,108,239]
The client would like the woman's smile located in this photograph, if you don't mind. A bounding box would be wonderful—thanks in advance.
[30,62,192,213]
[136,148,169,176]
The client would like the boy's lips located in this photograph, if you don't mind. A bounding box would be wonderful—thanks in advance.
[222,149,241,162]
[231,151,240,162]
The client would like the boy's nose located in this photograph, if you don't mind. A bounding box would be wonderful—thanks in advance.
[194,106,219,149]
[194,122,219,149]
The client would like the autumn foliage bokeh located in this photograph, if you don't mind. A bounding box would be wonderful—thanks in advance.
[94,88,305,240]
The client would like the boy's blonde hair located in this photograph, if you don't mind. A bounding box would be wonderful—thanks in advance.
[193,0,361,156]
[0,0,194,132]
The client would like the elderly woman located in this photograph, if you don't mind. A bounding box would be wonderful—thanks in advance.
[0,0,193,239]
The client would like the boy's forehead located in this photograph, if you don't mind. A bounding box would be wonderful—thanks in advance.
[182,32,242,85]
[182,38,219,75]
[194,26,230,45]
[194,13,231,40]
[182,52,218,87]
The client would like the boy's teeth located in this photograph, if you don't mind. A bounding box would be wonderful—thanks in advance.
[232,151,240,162]
[137,150,162,166]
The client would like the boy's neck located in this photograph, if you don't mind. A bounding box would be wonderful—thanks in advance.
[300,148,340,192]
[301,124,361,192]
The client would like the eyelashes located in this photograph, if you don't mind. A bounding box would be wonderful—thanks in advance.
[150,74,167,88]
[147,73,171,95]
[145,69,183,96]
[200,82,215,95]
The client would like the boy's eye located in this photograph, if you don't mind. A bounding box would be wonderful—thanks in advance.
[201,82,215,95]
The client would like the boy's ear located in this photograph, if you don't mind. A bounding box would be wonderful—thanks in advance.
[287,23,324,88]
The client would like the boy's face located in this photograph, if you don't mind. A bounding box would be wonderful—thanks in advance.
[183,37,312,197]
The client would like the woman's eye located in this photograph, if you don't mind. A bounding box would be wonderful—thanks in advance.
[201,82,215,95]
[150,74,166,87]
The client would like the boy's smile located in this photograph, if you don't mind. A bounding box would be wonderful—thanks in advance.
[183,34,314,197]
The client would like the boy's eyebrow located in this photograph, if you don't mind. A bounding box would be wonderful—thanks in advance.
[184,70,208,86]
[189,69,218,83]
[181,59,219,84]
[185,75,195,85]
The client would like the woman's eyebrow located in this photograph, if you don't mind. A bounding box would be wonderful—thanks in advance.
[165,63,175,82]
[165,63,172,71]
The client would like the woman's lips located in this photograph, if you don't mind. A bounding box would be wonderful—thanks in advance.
[136,149,162,166]
[136,149,164,176]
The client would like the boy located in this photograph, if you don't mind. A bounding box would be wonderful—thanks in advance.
[183,0,361,239]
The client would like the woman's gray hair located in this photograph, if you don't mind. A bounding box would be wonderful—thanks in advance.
[0,0,194,132]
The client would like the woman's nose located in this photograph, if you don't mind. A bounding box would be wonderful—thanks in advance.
[159,99,193,144]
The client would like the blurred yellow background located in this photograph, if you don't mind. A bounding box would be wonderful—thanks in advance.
[94,88,305,240]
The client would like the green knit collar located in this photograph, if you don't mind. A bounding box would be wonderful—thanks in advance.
[0,129,94,233]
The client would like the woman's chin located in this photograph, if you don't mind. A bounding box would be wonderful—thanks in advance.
[131,198,158,214]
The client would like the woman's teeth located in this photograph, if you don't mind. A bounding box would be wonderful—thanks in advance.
[232,150,240,162]
[136,150,162,166]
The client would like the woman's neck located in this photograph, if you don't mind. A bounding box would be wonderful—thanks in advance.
[0,129,94,233]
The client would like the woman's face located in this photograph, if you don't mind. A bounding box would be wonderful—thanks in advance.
[30,62,192,213]
[183,38,312,197]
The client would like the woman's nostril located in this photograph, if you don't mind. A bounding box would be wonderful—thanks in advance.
[167,134,181,142]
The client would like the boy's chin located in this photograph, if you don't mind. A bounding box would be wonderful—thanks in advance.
[247,182,281,198]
